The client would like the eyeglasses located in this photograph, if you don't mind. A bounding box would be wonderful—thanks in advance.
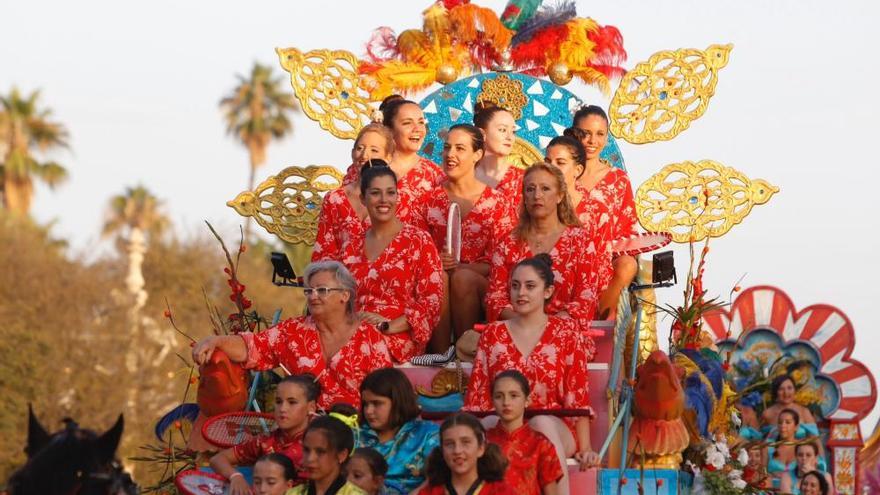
[303,287,346,298]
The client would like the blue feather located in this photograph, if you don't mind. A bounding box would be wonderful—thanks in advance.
[154,403,200,442]
[511,0,577,46]
[683,374,713,436]
[681,348,725,399]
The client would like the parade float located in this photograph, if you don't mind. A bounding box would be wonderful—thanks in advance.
[144,1,875,494]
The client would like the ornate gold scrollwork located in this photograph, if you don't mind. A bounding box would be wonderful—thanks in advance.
[609,44,733,144]
[227,165,343,245]
[635,159,778,242]
[476,74,528,119]
[276,47,374,140]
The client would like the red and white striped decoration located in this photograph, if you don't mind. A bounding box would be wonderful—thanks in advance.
[703,285,876,422]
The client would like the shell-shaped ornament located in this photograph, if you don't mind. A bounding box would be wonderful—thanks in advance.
[277,47,373,140]
[609,44,732,144]
[227,165,343,245]
[635,159,777,242]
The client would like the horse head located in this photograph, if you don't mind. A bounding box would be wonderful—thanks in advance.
[7,405,138,495]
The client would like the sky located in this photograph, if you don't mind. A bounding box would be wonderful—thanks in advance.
[3,1,879,432]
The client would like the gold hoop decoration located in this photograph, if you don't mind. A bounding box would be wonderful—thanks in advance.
[276,47,373,140]
[609,44,733,144]
[509,137,542,170]
[476,74,528,119]
[635,159,777,242]
[227,165,343,245]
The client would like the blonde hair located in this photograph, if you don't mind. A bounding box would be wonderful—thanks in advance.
[513,162,581,240]
[353,123,395,158]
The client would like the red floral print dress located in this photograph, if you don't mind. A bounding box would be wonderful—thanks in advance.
[581,167,638,292]
[484,227,600,330]
[412,182,505,264]
[341,224,443,362]
[487,424,563,495]
[239,317,392,409]
[233,428,306,485]
[312,187,370,262]
[488,165,524,239]
[463,317,595,441]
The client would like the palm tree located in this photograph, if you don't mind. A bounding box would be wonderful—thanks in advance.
[220,63,296,238]
[0,88,69,215]
[102,185,169,310]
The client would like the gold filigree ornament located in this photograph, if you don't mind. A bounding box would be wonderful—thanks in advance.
[476,74,528,120]
[227,165,343,245]
[609,44,733,144]
[635,159,778,243]
[276,47,373,140]
[509,138,542,170]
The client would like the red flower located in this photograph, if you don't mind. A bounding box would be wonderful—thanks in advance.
[163,309,172,319]
[656,479,664,487]
[620,477,628,486]
[239,244,247,253]
[722,362,731,372]
[173,420,182,429]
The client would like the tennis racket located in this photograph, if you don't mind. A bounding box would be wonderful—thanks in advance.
[175,469,228,495]
[201,411,275,449]
[446,202,462,263]
[611,232,672,257]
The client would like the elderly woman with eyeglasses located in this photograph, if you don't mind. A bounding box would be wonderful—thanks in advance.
[192,261,392,409]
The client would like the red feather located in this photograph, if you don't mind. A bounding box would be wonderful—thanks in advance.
[510,23,569,71]
[442,0,470,9]
[586,24,627,78]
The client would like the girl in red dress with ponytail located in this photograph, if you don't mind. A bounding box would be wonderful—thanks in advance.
[342,165,443,363]
[568,106,639,320]
[414,124,505,352]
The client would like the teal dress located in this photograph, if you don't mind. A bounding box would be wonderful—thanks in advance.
[358,419,440,495]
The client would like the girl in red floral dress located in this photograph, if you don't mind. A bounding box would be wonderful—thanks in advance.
[485,163,600,330]
[487,370,563,495]
[341,165,443,362]
[468,255,599,495]
[473,102,523,237]
[419,413,513,495]
[413,124,505,352]
[313,124,394,262]
[568,106,639,319]
[342,96,443,222]
[210,375,319,494]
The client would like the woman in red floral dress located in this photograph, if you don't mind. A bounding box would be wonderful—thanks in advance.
[487,370,563,495]
[341,96,443,223]
[341,165,443,362]
[413,124,505,352]
[191,261,392,409]
[473,102,523,237]
[313,124,395,262]
[485,163,600,330]
[568,106,639,319]
[467,255,599,495]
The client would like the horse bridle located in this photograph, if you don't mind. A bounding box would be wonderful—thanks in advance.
[69,460,137,495]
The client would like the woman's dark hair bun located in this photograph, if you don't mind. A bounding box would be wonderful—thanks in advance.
[534,253,553,268]
[379,94,405,111]
[562,126,586,141]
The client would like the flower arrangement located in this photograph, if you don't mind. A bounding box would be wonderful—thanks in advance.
[688,437,757,494]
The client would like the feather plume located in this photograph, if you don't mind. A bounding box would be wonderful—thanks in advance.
[510,23,568,72]
[449,3,513,69]
[587,23,627,78]
[365,27,400,63]
[422,3,452,55]
[397,29,435,65]
[511,0,576,46]
[367,60,439,100]
[571,66,611,94]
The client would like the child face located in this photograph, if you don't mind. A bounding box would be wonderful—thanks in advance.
[274,381,316,432]
[491,377,529,424]
[361,390,394,433]
[346,456,383,495]
[441,425,485,478]
[252,460,293,495]
[778,412,798,439]
[301,429,347,484]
